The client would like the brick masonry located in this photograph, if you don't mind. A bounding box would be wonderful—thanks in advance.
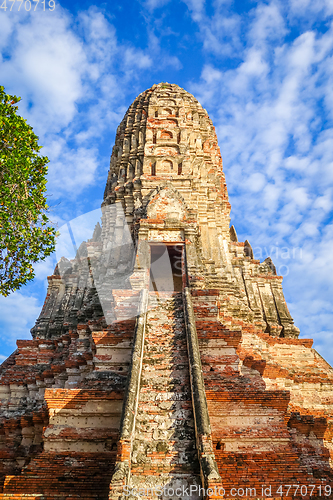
[0,83,333,499]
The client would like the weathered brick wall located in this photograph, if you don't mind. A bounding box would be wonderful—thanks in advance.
[192,289,333,498]
[0,289,138,496]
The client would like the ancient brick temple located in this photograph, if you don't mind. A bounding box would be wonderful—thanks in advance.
[0,82,333,500]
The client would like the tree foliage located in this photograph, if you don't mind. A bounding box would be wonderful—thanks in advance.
[0,86,56,296]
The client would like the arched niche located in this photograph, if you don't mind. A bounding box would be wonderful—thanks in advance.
[159,130,173,140]
[161,108,173,116]
[159,159,174,173]
[151,162,156,176]
[146,186,187,221]
[177,162,182,175]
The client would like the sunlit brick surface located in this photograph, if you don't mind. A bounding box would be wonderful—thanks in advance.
[1,83,333,499]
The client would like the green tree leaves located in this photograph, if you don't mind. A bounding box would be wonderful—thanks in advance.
[0,85,56,296]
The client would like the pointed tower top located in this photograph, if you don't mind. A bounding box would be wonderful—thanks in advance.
[103,83,230,236]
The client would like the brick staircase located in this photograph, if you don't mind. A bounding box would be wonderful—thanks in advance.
[128,291,202,499]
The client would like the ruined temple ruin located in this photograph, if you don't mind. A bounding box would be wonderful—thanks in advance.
[0,82,333,499]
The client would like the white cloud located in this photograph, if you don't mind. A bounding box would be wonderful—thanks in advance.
[289,187,310,208]
[183,0,205,21]
[313,190,333,211]
[123,47,152,70]
[0,9,14,47]
[47,144,99,196]
[248,2,287,45]
[141,0,171,10]
[289,0,333,18]
[238,48,269,78]
[246,172,266,192]
[182,0,242,55]
[33,254,58,282]
[1,9,88,133]
[0,293,41,353]
[201,64,222,84]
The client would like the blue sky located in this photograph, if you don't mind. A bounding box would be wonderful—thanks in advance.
[0,0,333,365]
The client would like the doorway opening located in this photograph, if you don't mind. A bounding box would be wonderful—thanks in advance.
[149,244,183,292]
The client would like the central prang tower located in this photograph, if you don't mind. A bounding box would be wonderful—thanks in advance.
[0,83,332,500]
[99,82,298,337]
[101,82,231,290]
[104,81,230,242]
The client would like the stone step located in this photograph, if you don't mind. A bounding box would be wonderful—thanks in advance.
[127,474,202,500]
[129,292,201,490]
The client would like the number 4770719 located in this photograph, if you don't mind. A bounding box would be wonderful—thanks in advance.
[0,0,55,11]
